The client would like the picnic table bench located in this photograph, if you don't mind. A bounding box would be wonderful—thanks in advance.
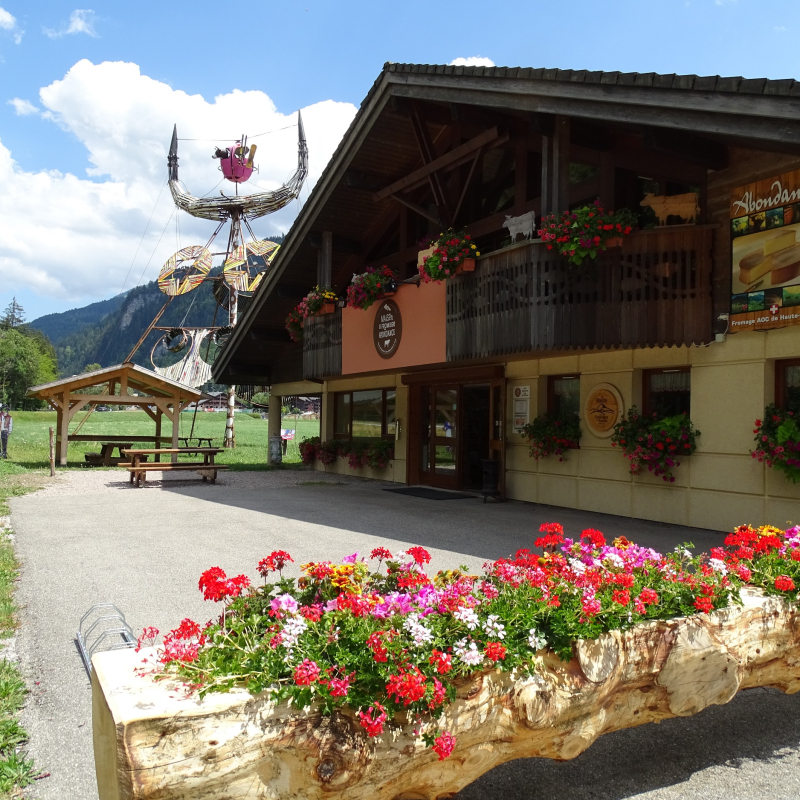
[178,436,216,448]
[121,448,228,488]
[85,442,148,467]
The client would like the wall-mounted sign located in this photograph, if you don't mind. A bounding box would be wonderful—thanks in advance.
[585,383,623,438]
[373,299,402,359]
[513,385,530,433]
[730,168,800,332]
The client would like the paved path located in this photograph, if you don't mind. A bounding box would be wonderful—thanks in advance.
[10,469,800,799]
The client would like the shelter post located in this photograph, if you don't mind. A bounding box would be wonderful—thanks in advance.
[155,409,162,464]
[268,393,281,464]
[58,392,69,466]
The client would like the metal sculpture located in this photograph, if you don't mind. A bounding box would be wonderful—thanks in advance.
[151,329,215,389]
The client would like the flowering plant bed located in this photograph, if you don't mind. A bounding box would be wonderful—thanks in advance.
[300,436,394,469]
[284,286,338,342]
[611,407,699,482]
[346,266,397,310]
[537,201,636,266]
[418,229,479,282]
[752,404,800,482]
[94,522,800,800]
[522,412,581,461]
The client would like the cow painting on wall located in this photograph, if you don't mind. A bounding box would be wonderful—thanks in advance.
[639,193,700,226]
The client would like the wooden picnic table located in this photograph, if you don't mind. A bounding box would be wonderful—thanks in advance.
[121,447,227,488]
[85,442,138,467]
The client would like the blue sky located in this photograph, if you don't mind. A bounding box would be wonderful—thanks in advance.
[2,0,800,323]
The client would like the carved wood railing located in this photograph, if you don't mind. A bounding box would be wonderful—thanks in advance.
[303,311,342,380]
[447,226,715,361]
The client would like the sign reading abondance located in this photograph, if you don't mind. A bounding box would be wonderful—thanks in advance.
[373,299,402,359]
[730,168,800,332]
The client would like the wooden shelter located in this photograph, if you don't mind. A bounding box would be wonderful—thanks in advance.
[27,363,201,466]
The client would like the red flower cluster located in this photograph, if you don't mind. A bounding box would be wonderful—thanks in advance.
[198,567,251,602]
[484,642,507,662]
[293,659,321,686]
[429,650,452,674]
[432,731,456,761]
[357,703,388,737]
[386,667,427,706]
[258,550,294,578]
[775,575,796,592]
[407,546,432,565]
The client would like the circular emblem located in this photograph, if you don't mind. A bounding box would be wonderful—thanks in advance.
[584,383,623,438]
[373,299,402,359]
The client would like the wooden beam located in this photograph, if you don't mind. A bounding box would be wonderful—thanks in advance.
[453,148,483,223]
[373,127,501,202]
[308,232,363,255]
[644,129,729,171]
[409,104,451,226]
[552,115,570,213]
[389,194,442,227]
[317,231,332,287]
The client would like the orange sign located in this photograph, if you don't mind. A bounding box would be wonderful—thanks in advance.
[585,384,622,437]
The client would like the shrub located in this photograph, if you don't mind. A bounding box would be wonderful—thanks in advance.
[611,407,699,482]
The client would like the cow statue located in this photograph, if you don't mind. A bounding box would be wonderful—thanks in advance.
[640,192,700,227]
[502,210,537,242]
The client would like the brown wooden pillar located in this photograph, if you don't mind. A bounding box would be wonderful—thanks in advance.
[551,115,570,214]
[57,391,69,466]
[540,135,552,216]
[155,407,162,463]
[317,231,332,288]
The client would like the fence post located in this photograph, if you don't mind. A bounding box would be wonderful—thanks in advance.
[49,426,55,476]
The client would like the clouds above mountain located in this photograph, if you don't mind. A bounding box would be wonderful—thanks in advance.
[0,60,357,303]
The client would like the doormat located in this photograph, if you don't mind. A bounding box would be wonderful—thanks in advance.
[383,487,477,501]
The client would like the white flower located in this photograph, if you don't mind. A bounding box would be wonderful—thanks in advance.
[281,615,308,653]
[403,614,434,648]
[569,558,587,575]
[528,628,547,651]
[708,558,728,576]
[454,638,484,666]
[454,607,480,630]
[483,614,506,640]
[604,553,624,569]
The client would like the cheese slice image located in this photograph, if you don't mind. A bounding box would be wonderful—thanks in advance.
[738,248,772,285]
[770,243,800,285]
[764,228,798,255]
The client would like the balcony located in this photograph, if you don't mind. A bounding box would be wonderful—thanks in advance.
[446,226,715,361]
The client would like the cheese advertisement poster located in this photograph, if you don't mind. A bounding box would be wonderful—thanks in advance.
[730,168,800,332]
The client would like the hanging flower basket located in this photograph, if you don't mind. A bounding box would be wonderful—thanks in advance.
[456,258,476,274]
[418,230,479,282]
[537,202,637,266]
[285,287,338,342]
[317,303,336,316]
[346,266,398,311]
[751,404,800,482]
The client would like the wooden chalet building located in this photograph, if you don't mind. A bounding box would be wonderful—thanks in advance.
[214,63,800,530]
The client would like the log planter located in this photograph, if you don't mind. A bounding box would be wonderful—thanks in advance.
[93,588,800,800]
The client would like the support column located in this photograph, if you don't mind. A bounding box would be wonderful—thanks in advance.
[155,408,162,464]
[540,136,551,217]
[268,394,282,465]
[170,404,179,464]
[551,115,570,214]
[317,231,332,287]
[57,392,68,466]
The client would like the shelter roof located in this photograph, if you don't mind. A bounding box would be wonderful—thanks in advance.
[28,362,202,400]
[213,62,800,384]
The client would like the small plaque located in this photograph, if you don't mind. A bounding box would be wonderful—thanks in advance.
[373,299,402,359]
[585,383,623,438]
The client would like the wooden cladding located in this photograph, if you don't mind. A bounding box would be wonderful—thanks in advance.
[446,227,715,361]
[303,311,342,380]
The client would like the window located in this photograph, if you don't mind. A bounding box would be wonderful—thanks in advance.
[548,375,581,416]
[333,389,396,439]
[776,359,800,415]
[643,368,691,418]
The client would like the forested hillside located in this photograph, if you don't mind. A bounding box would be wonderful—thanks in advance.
[29,293,129,343]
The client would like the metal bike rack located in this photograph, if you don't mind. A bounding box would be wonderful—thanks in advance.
[76,603,136,676]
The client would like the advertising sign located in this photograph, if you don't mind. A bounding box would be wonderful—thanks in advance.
[730,168,800,332]
[373,299,402,359]
[585,383,623,438]
[512,386,530,433]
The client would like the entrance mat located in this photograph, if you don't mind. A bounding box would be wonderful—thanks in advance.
[383,487,477,501]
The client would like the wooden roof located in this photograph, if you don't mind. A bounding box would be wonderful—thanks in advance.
[27,362,202,401]
[212,62,800,385]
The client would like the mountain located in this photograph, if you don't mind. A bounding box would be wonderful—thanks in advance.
[30,293,129,343]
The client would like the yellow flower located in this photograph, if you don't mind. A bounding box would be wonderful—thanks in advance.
[471,244,476,249]
[476,251,481,256]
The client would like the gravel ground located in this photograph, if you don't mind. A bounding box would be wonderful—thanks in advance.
[9,468,800,799]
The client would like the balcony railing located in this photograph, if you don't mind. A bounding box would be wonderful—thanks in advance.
[303,310,342,380]
[446,226,715,361]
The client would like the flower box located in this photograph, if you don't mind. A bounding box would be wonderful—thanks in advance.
[455,257,476,274]
[93,589,800,800]
[604,236,623,248]
[317,303,336,315]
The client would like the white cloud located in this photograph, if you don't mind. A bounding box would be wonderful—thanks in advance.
[44,9,98,38]
[0,59,357,306]
[449,56,495,68]
[8,98,39,116]
[0,6,22,43]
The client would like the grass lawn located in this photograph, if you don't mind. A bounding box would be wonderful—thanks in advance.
[5,410,320,470]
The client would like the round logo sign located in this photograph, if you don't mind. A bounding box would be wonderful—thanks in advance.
[584,383,623,437]
[373,299,402,359]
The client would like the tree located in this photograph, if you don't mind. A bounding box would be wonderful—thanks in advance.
[80,363,106,395]
[0,298,25,330]
[251,392,270,408]
[0,329,56,408]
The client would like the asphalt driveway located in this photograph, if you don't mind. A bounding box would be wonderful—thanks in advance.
[10,469,800,799]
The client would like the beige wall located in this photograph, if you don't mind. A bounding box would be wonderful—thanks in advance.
[506,328,800,531]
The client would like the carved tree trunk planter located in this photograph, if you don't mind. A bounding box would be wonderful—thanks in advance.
[93,589,800,800]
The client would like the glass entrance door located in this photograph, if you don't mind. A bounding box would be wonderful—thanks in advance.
[419,385,459,489]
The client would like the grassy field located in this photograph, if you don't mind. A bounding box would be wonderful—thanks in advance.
[5,410,320,470]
